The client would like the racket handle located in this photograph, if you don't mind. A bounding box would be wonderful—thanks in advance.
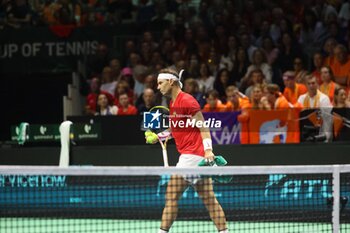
[162,148,169,167]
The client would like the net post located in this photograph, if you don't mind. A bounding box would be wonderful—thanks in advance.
[332,165,340,233]
[59,121,73,167]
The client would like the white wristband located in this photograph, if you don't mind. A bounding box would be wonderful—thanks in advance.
[203,138,212,151]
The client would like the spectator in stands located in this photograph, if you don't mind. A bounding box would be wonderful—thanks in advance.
[212,23,228,57]
[100,66,117,96]
[160,38,175,65]
[298,75,333,141]
[297,75,332,108]
[202,90,227,112]
[255,20,271,48]
[333,87,349,108]
[109,58,121,81]
[195,25,211,62]
[128,52,142,69]
[87,43,114,77]
[143,72,157,90]
[207,46,220,76]
[219,34,239,72]
[244,48,272,84]
[0,0,9,29]
[262,84,291,109]
[136,0,155,25]
[106,0,134,25]
[283,71,307,105]
[338,0,350,28]
[40,0,61,25]
[231,47,250,86]
[177,28,197,60]
[120,67,135,89]
[135,73,161,107]
[140,41,153,66]
[124,39,137,61]
[225,85,250,112]
[183,78,206,109]
[319,66,338,103]
[187,53,200,78]
[197,62,215,93]
[114,80,134,107]
[261,36,279,67]
[249,84,265,109]
[299,9,326,70]
[142,30,158,51]
[277,32,303,72]
[81,7,103,26]
[95,93,118,116]
[214,68,233,101]
[330,44,350,89]
[55,0,81,25]
[149,50,165,71]
[137,88,155,113]
[326,22,346,45]
[239,32,257,62]
[133,64,148,98]
[117,92,138,115]
[6,0,32,28]
[241,69,266,98]
[311,51,325,85]
[293,57,308,84]
[323,37,338,66]
[269,7,284,42]
[85,77,114,115]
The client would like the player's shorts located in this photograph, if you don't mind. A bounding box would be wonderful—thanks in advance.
[176,154,204,184]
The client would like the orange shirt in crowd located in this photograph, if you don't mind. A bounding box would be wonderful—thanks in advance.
[202,101,228,112]
[117,105,138,115]
[283,83,307,104]
[319,81,337,103]
[330,59,350,88]
[42,3,61,25]
[324,55,335,67]
[312,70,322,85]
[274,94,291,109]
[225,97,251,111]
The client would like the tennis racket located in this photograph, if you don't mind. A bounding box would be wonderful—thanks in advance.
[157,131,172,167]
[144,106,172,167]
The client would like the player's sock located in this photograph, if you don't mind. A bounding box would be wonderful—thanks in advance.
[158,228,168,233]
[219,229,229,233]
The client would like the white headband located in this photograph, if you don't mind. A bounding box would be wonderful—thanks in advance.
[157,70,185,89]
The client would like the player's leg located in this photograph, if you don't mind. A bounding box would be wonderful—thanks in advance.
[195,178,228,232]
[160,174,189,232]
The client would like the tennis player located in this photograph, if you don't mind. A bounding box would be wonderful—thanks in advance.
[156,68,229,233]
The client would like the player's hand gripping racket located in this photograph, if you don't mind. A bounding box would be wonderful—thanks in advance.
[144,106,172,167]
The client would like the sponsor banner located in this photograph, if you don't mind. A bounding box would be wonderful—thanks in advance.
[203,112,240,145]
[10,123,101,142]
[0,25,138,74]
[11,124,60,142]
[1,174,349,221]
[243,109,300,144]
[72,123,101,140]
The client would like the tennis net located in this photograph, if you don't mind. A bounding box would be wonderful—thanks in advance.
[0,165,349,233]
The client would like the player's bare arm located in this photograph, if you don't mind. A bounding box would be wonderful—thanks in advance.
[191,110,215,161]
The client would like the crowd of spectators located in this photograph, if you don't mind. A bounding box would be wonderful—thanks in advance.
[83,0,350,118]
[0,0,183,29]
[4,0,349,118]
